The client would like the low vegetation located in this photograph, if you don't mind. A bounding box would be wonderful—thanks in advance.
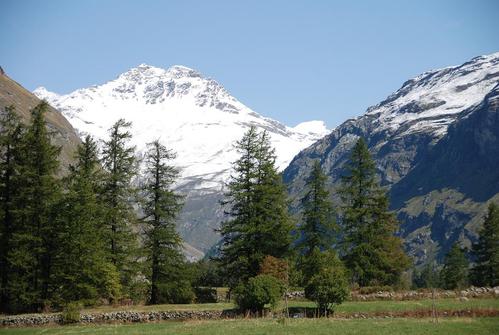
[1,318,499,335]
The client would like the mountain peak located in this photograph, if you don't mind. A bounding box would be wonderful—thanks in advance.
[167,65,201,78]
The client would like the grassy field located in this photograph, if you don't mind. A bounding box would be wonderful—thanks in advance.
[1,318,498,335]
[79,297,499,314]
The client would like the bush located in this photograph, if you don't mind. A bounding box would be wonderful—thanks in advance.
[234,275,284,312]
[61,302,81,324]
[156,280,195,304]
[304,256,349,316]
[194,287,218,303]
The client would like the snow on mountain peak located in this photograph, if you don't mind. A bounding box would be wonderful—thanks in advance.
[366,52,499,137]
[293,120,330,138]
[33,64,327,190]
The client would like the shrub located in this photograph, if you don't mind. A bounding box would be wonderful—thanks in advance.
[304,256,349,316]
[194,287,218,303]
[61,302,81,324]
[156,280,195,304]
[234,275,284,312]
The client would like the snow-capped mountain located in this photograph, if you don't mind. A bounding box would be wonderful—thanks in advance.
[34,64,329,257]
[284,52,499,266]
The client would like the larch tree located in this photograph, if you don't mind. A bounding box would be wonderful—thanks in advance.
[100,119,139,293]
[141,140,185,304]
[0,106,25,312]
[55,135,121,304]
[339,138,409,287]
[471,203,499,287]
[219,126,293,288]
[9,101,62,311]
[296,160,337,283]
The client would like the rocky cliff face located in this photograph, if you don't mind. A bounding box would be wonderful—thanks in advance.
[283,52,499,266]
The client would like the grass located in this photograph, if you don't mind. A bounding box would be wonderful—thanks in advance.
[1,318,498,335]
[79,297,499,314]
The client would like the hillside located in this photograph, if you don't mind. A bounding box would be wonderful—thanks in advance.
[0,70,80,170]
[283,52,499,266]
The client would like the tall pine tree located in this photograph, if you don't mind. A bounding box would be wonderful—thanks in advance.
[440,243,469,289]
[101,119,139,293]
[339,138,409,287]
[219,126,293,287]
[296,160,337,283]
[471,202,499,286]
[9,101,62,311]
[141,140,185,304]
[55,135,121,304]
[0,106,25,312]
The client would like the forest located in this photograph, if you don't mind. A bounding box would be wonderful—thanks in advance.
[0,102,498,316]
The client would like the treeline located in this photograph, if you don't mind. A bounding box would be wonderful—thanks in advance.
[0,103,188,313]
[1,103,498,315]
[214,126,499,315]
[413,202,499,290]
[215,128,410,314]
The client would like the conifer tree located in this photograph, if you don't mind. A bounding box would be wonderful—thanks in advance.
[296,160,337,282]
[141,140,185,304]
[55,135,121,303]
[471,203,499,286]
[441,243,469,290]
[101,119,139,292]
[0,106,25,312]
[339,138,409,286]
[219,126,293,287]
[9,101,62,311]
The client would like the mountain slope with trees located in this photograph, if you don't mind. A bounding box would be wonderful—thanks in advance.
[283,52,499,266]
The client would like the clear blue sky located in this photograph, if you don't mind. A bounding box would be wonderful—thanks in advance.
[1,0,498,128]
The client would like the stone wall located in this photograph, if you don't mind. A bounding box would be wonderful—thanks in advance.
[1,310,237,327]
[285,286,499,301]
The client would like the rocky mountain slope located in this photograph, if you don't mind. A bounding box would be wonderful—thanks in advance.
[34,64,329,258]
[283,52,499,266]
[0,70,80,170]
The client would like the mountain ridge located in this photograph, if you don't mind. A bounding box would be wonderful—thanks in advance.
[283,51,499,266]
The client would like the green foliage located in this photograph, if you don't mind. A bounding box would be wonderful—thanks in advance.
[339,138,410,287]
[54,135,122,304]
[194,287,218,303]
[61,302,81,324]
[156,281,195,304]
[219,127,293,287]
[304,251,349,315]
[441,243,469,290]
[193,259,225,288]
[101,119,139,294]
[234,274,284,312]
[412,264,440,289]
[4,102,62,312]
[471,202,499,287]
[297,160,337,283]
[141,140,185,305]
[0,106,25,313]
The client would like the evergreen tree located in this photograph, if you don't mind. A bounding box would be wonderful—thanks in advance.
[0,106,25,312]
[141,140,185,304]
[339,138,409,286]
[8,101,62,311]
[219,126,293,287]
[101,119,139,292]
[441,243,469,290]
[296,160,337,282]
[471,203,499,286]
[55,135,121,304]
